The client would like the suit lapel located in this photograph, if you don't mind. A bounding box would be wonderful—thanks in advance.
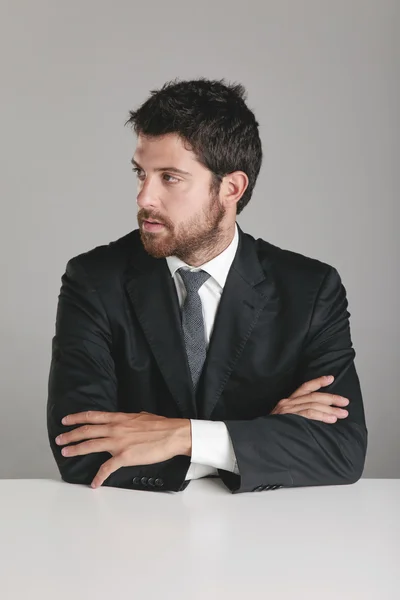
[124,238,196,418]
[197,225,279,419]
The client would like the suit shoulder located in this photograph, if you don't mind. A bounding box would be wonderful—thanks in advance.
[253,235,339,287]
[64,228,141,284]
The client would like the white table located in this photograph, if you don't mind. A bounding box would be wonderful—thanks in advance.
[0,478,398,599]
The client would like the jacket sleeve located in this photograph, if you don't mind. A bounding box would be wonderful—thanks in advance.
[47,257,190,492]
[221,266,368,494]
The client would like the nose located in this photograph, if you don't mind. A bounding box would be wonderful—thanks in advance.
[136,178,159,210]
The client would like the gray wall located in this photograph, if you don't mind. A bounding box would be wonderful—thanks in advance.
[1,0,398,479]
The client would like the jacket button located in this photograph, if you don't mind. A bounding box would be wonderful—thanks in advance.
[148,478,155,486]
[141,476,148,486]
[253,485,264,491]
[132,476,141,485]
[155,478,164,487]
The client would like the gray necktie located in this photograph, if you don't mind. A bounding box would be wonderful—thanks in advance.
[178,267,211,391]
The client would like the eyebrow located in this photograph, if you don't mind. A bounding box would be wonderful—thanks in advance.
[131,158,192,177]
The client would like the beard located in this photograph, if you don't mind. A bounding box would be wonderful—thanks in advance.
[137,191,226,261]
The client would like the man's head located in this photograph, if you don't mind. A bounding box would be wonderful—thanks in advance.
[125,78,262,261]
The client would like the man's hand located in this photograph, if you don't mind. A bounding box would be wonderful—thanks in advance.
[270,375,350,423]
[55,411,192,488]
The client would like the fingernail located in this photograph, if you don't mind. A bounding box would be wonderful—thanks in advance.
[62,417,68,424]
[55,436,62,444]
[326,375,334,382]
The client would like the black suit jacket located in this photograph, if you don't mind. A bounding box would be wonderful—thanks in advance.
[47,223,367,493]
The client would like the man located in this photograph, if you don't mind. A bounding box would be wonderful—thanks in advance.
[47,78,367,494]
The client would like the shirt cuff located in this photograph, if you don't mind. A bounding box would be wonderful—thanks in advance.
[189,419,240,474]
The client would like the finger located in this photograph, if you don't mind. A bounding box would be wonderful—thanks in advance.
[62,411,132,426]
[91,456,123,488]
[56,425,112,446]
[290,375,334,399]
[288,392,349,407]
[292,402,349,419]
[297,409,338,424]
[60,438,113,457]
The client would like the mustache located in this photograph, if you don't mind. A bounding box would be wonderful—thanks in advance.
[138,210,170,226]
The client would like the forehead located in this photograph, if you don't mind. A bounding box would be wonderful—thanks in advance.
[134,133,199,168]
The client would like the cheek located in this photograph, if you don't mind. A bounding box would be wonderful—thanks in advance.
[166,181,210,221]
[167,187,195,213]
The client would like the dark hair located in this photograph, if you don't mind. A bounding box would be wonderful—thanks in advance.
[125,77,262,214]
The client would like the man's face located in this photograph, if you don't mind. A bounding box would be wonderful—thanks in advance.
[133,133,226,260]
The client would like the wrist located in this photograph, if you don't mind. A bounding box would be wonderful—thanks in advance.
[173,419,192,457]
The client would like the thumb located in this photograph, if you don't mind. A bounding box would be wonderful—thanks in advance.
[290,375,334,399]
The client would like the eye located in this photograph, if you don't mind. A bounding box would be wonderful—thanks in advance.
[131,168,179,184]
[132,167,145,180]
[162,173,179,183]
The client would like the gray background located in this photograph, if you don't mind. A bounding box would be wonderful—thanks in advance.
[1,0,398,480]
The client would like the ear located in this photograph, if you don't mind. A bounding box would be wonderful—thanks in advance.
[220,171,249,209]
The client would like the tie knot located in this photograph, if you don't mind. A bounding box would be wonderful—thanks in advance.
[178,267,211,294]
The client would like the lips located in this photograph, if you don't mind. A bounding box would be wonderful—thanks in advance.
[142,220,166,232]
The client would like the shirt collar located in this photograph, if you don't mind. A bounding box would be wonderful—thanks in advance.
[166,223,239,289]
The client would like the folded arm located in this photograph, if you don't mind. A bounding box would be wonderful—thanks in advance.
[221,266,368,494]
[47,257,190,492]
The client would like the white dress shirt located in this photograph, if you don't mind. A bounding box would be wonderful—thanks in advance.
[166,223,240,481]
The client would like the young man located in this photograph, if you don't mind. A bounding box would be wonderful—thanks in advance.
[47,78,367,494]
